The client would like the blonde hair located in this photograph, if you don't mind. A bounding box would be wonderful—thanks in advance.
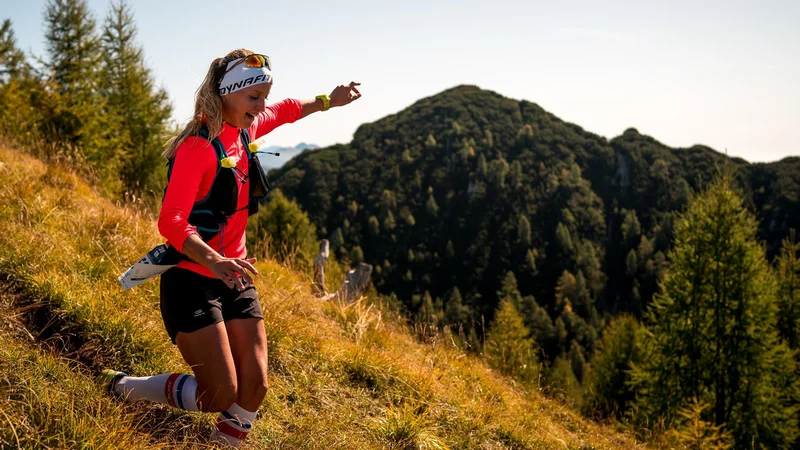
[163,48,255,160]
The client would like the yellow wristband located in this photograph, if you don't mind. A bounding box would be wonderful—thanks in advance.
[316,94,330,111]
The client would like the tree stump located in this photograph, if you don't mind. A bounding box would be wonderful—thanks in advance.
[312,240,329,297]
[312,239,373,302]
[337,262,373,303]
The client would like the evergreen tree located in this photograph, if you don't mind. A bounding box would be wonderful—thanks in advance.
[403,269,414,283]
[484,298,538,383]
[416,290,440,341]
[584,315,644,418]
[348,200,358,218]
[555,222,575,263]
[368,215,380,236]
[419,291,437,323]
[398,207,414,227]
[577,240,603,295]
[445,240,455,259]
[510,160,523,188]
[559,309,597,357]
[555,270,577,312]
[0,20,42,131]
[636,235,661,308]
[425,192,439,217]
[477,153,487,178]
[497,271,523,309]
[101,0,172,195]
[620,209,641,250]
[568,341,586,383]
[0,19,26,81]
[776,230,800,350]
[488,157,508,189]
[401,148,412,163]
[349,246,364,265]
[625,249,637,278]
[636,235,654,269]
[516,123,534,143]
[247,189,317,266]
[667,399,733,450]
[555,316,568,353]
[425,133,437,148]
[44,0,121,191]
[484,129,494,148]
[547,355,582,406]
[44,0,99,97]
[380,189,397,211]
[632,176,798,448]
[329,227,344,250]
[525,249,538,277]
[521,296,555,356]
[517,215,532,247]
[43,0,99,137]
[444,287,469,327]
[572,270,592,317]
[382,209,396,230]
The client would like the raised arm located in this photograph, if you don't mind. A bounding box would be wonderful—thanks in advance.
[299,81,362,119]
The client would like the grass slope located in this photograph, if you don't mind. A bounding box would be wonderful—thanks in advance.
[0,144,643,449]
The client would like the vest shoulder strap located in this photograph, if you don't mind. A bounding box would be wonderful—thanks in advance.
[197,125,228,164]
[166,126,250,184]
[240,129,251,157]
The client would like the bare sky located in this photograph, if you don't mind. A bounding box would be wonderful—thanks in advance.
[4,0,798,162]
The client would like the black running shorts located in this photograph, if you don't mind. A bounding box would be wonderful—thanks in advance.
[159,268,263,344]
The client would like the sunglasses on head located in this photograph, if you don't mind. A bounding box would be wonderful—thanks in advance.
[215,54,272,87]
[224,54,271,75]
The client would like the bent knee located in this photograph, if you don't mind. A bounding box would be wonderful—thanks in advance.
[197,382,238,413]
[240,373,269,401]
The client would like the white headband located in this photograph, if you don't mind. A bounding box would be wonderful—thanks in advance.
[218,58,273,96]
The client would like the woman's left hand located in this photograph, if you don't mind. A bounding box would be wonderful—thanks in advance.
[330,82,362,108]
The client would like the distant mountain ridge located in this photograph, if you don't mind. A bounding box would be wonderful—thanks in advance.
[259,142,319,171]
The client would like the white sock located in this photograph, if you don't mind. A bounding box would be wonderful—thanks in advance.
[115,373,199,411]
[211,402,256,447]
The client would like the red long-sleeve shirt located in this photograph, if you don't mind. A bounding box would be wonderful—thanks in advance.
[158,98,303,278]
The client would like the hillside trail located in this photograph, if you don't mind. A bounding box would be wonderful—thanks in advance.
[0,272,213,448]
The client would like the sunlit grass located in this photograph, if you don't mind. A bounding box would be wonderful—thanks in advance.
[373,402,447,450]
[0,329,194,449]
[0,142,645,449]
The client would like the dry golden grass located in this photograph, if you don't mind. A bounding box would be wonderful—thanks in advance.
[0,331,167,449]
[0,143,647,449]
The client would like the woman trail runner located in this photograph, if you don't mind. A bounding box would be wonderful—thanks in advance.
[101,48,361,447]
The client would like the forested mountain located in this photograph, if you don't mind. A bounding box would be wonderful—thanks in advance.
[270,85,800,364]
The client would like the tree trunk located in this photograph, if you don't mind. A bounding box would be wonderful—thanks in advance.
[312,239,373,302]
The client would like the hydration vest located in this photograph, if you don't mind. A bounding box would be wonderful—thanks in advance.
[162,125,268,261]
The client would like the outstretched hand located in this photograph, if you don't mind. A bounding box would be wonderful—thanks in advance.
[329,82,362,108]
[210,257,259,290]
